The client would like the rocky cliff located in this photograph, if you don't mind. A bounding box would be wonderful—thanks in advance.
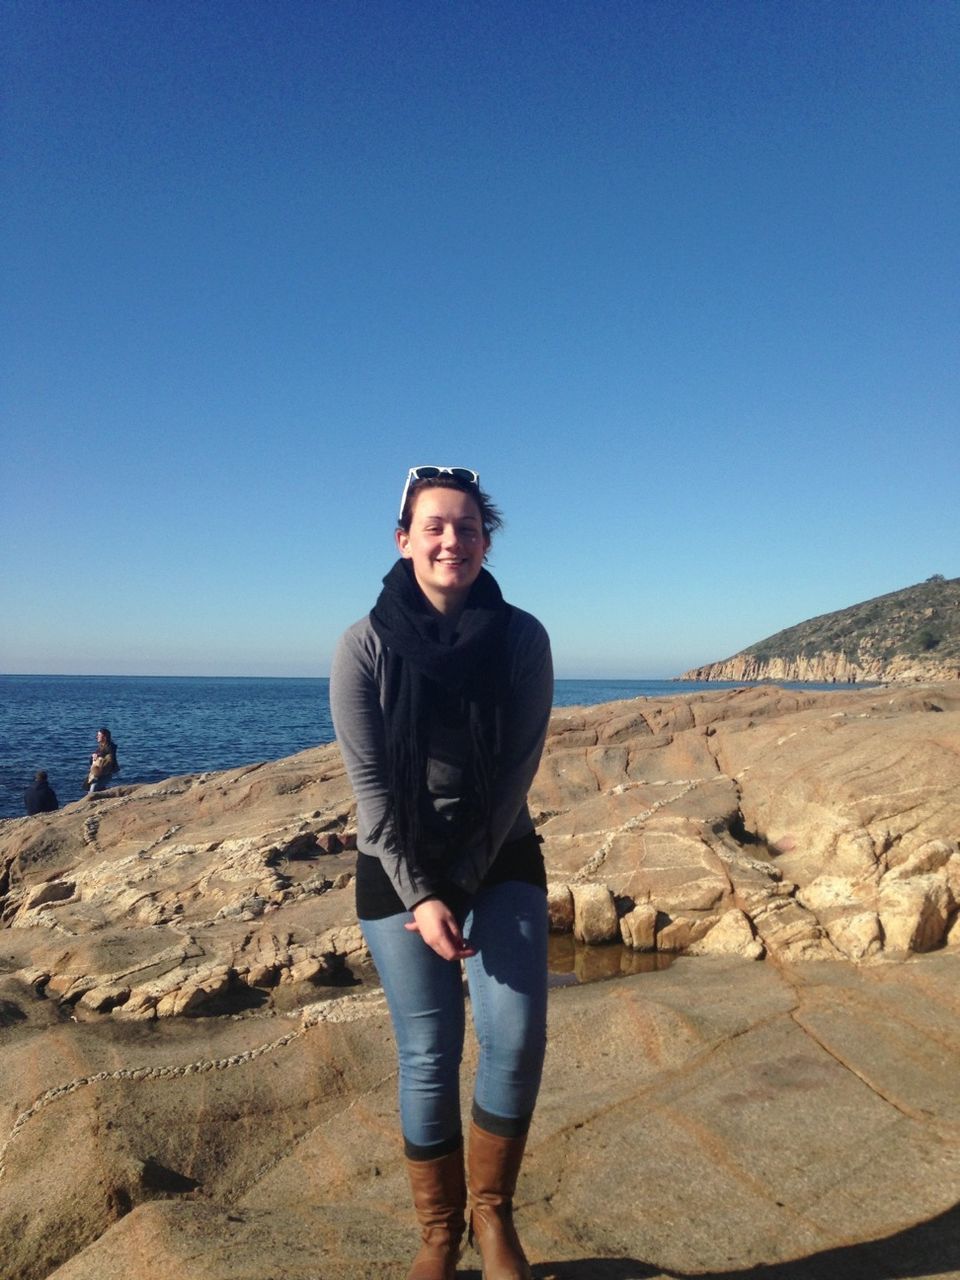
[1,685,959,1278]
[681,575,960,683]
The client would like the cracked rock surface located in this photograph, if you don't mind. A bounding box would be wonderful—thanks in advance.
[1,683,958,1021]
[0,747,365,1022]
[534,682,960,961]
[0,959,958,1278]
[1,683,959,1277]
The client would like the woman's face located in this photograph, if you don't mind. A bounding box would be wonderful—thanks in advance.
[97,730,107,746]
[396,486,489,614]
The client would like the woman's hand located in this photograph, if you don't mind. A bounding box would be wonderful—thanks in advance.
[406,897,476,961]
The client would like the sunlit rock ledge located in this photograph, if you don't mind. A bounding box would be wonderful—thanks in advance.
[1,683,958,1024]
[536,682,960,963]
[2,685,960,1280]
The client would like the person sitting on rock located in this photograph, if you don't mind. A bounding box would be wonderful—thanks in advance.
[24,770,58,815]
[86,727,120,795]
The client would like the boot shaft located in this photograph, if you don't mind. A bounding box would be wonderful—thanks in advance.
[467,1121,527,1204]
[467,1121,533,1280]
[405,1146,466,1280]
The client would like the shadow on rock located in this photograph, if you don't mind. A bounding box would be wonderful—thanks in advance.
[691,1198,960,1280]
[476,1199,960,1280]
[459,1264,660,1279]
[537,1265,660,1279]
[0,998,27,1027]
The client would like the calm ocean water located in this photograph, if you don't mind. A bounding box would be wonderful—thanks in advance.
[0,674,863,820]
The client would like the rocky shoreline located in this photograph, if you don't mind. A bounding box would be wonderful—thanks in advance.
[681,654,959,683]
[2,683,959,1278]
[2,683,958,1021]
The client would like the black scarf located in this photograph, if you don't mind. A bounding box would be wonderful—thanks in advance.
[369,559,510,879]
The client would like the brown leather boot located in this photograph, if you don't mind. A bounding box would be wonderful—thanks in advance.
[467,1121,533,1280]
[405,1145,466,1280]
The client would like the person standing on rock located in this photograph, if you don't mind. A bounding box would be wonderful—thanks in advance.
[331,465,553,1280]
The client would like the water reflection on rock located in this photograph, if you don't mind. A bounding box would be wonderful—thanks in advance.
[547,934,673,987]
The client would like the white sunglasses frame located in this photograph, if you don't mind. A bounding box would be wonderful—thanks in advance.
[398,466,480,521]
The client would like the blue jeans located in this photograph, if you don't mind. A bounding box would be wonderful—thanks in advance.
[361,880,548,1152]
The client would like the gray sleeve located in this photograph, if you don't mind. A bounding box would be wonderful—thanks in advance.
[447,609,554,896]
[329,620,438,910]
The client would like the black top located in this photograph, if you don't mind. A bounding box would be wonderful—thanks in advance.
[356,828,547,920]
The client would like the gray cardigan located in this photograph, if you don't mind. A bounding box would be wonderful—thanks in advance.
[330,606,553,910]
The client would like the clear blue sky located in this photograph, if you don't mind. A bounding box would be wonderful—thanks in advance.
[3,0,957,678]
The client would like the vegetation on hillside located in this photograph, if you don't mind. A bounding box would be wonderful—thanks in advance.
[744,576,959,668]
[684,576,960,681]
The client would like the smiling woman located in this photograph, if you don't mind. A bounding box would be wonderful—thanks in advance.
[330,465,552,1280]
[396,485,489,613]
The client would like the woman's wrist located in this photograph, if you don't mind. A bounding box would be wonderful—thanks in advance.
[410,894,439,912]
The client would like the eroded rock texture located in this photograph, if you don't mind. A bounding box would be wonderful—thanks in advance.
[1,684,958,1029]
[1,961,958,1280]
[0,748,364,1023]
[1,685,959,1279]
[535,683,960,963]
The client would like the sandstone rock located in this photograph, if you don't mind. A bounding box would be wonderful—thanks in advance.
[285,957,327,985]
[75,982,132,1014]
[749,896,837,961]
[25,880,76,910]
[0,957,953,1280]
[688,908,764,959]
[879,873,953,953]
[243,962,279,987]
[318,923,365,959]
[570,883,618,944]
[162,965,234,1018]
[797,873,869,915]
[619,901,657,950]
[655,912,716,952]
[885,839,959,879]
[545,882,574,932]
[824,911,883,961]
[1,687,960,1278]
[2,682,959,1030]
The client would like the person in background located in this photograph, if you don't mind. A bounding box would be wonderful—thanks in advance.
[24,770,58,815]
[331,465,553,1280]
[86,727,119,795]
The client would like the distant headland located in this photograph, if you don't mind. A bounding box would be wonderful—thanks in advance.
[680,574,960,683]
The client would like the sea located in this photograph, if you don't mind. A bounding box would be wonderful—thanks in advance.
[0,674,867,821]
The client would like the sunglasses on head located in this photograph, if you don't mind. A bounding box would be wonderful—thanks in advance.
[399,466,480,520]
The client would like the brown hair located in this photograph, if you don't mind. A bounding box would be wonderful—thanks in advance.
[399,474,504,541]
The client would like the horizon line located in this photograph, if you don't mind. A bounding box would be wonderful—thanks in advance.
[0,670,686,682]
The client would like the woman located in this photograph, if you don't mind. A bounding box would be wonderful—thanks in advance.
[86,727,119,795]
[331,466,553,1280]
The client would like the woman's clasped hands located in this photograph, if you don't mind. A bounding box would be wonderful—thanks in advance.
[406,896,477,960]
